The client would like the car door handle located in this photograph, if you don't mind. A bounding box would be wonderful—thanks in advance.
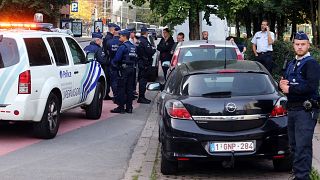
[74,71,79,74]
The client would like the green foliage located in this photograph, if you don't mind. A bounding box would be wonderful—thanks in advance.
[245,39,320,81]
[310,167,320,180]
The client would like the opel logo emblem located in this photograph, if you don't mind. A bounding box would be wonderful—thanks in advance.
[226,103,237,113]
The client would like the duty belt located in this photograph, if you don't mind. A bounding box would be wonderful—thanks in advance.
[121,64,134,68]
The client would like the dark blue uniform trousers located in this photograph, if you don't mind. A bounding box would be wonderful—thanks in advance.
[117,67,135,110]
[288,109,319,180]
[110,68,119,104]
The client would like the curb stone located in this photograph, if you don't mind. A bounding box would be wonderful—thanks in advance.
[123,93,159,180]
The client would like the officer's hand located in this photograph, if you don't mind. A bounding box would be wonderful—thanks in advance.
[279,78,289,94]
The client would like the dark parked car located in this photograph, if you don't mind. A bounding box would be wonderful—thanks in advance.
[148,60,292,175]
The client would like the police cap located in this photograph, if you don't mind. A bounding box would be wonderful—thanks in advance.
[294,31,309,41]
[141,27,148,33]
[114,25,121,31]
[119,30,130,37]
[92,32,103,39]
[107,23,116,28]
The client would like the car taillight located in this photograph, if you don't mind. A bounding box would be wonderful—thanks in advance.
[171,48,180,67]
[234,48,243,60]
[270,97,287,117]
[165,100,192,120]
[18,70,31,94]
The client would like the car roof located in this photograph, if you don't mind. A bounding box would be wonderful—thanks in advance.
[178,40,236,48]
[179,60,268,75]
[0,30,70,37]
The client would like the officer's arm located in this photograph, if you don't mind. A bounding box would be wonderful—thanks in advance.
[111,46,124,67]
[268,31,274,45]
[289,61,320,95]
[96,48,105,65]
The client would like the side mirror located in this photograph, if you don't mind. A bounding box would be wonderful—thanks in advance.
[147,82,162,91]
[162,61,170,67]
[86,52,95,62]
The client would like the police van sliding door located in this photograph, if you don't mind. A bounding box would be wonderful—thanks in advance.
[46,36,75,109]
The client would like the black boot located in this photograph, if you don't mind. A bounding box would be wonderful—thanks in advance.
[137,97,151,104]
[110,106,125,114]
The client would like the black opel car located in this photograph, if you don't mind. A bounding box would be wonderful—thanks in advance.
[148,60,292,175]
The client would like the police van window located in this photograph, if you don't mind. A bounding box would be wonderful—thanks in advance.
[0,37,19,68]
[24,38,51,66]
[66,37,85,64]
[47,37,69,66]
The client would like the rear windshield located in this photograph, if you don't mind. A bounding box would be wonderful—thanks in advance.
[178,47,237,63]
[182,73,275,97]
[0,37,19,68]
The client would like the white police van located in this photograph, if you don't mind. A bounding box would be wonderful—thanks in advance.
[0,23,106,139]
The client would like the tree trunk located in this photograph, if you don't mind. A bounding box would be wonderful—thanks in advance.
[291,20,297,41]
[189,7,200,40]
[252,15,260,34]
[235,14,240,38]
[310,0,318,45]
[243,8,252,38]
[277,15,285,41]
[269,13,276,33]
[318,0,320,46]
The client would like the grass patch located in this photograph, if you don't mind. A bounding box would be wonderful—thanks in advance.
[311,167,320,180]
[132,175,139,180]
[150,143,160,180]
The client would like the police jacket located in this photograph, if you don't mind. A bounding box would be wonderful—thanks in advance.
[157,36,174,62]
[111,41,137,69]
[106,36,120,65]
[84,41,105,65]
[103,32,113,55]
[137,36,156,67]
[284,54,320,103]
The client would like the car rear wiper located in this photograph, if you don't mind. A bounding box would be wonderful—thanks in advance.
[201,91,232,97]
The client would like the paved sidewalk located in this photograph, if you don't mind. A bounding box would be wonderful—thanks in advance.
[123,108,320,179]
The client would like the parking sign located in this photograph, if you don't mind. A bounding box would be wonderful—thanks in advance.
[71,2,78,12]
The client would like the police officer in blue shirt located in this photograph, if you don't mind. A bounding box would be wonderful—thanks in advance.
[110,30,137,114]
[137,27,156,104]
[280,31,320,180]
[84,32,105,66]
[251,20,275,73]
[106,24,121,103]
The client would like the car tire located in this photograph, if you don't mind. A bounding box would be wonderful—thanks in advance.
[86,82,103,119]
[273,156,293,171]
[161,151,178,175]
[33,93,60,139]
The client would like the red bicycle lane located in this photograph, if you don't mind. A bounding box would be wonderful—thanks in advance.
[0,100,139,156]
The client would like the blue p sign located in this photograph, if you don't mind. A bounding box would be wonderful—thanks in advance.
[71,2,78,12]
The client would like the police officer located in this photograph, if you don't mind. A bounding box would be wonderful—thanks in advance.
[84,32,105,66]
[110,30,137,114]
[251,20,275,73]
[128,28,139,99]
[280,31,320,180]
[102,23,115,100]
[137,27,156,104]
[106,24,121,104]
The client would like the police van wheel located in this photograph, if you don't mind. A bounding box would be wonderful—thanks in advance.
[86,82,103,119]
[33,93,61,139]
[273,155,293,171]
